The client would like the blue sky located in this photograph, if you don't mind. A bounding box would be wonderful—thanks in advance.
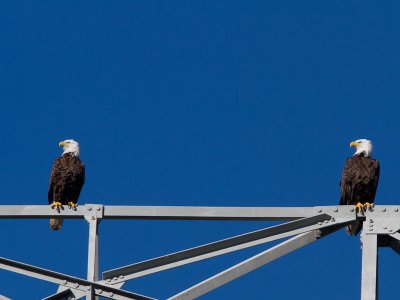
[0,1,400,299]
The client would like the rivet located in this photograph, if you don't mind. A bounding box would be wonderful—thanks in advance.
[369,224,373,227]
[369,228,373,231]
[106,279,111,282]
[383,226,387,229]
[350,208,354,212]
[75,283,79,288]
[318,209,322,213]
[91,216,95,220]
[113,277,118,281]
[333,208,338,212]
[87,287,91,291]
[331,218,335,222]
[63,280,67,285]
[324,220,329,224]
[97,207,101,211]
[389,229,393,232]
[369,219,373,223]
[88,207,92,211]
[110,293,114,297]
[119,275,124,279]
[395,208,399,212]
[382,208,386,212]
[98,289,102,294]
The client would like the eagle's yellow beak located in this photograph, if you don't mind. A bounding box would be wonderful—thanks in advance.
[350,141,359,148]
[59,141,66,147]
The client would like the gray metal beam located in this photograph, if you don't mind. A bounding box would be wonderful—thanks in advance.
[0,256,156,300]
[102,205,318,220]
[168,231,320,300]
[103,214,353,284]
[84,206,103,282]
[0,204,358,220]
[361,231,378,300]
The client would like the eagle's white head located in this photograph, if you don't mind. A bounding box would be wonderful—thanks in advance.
[59,139,80,157]
[350,139,373,157]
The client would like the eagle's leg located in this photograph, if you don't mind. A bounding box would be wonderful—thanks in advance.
[363,202,374,211]
[354,202,364,213]
[50,201,63,211]
[68,201,78,210]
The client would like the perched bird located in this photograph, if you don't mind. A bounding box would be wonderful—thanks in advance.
[48,139,85,230]
[340,139,380,235]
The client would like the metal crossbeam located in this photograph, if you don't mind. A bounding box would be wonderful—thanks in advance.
[0,205,356,220]
[0,256,155,300]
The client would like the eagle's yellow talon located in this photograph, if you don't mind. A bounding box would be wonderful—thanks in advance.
[364,202,374,211]
[68,202,77,209]
[354,202,364,213]
[50,202,63,211]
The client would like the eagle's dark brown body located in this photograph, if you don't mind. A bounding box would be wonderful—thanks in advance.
[340,154,380,235]
[48,153,85,230]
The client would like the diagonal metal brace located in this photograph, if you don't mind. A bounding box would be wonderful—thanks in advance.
[103,214,354,285]
[168,228,336,300]
[0,256,156,300]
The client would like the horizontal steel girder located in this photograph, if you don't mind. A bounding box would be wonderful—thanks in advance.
[0,256,155,300]
[0,204,359,220]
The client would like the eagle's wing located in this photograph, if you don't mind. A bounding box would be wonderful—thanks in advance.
[48,158,62,204]
[369,159,380,201]
[340,158,355,206]
[72,162,85,201]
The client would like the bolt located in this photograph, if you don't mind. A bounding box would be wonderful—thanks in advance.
[333,208,338,212]
[382,208,386,212]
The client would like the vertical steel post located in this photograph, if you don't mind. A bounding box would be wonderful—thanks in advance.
[361,229,378,300]
[86,216,99,282]
[84,205,103,300]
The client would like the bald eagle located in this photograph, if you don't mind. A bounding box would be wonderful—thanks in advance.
[48,139,85,230]
[340,139,380,235]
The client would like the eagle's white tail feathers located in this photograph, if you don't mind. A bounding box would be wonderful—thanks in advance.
[346,221,362,235]
[50,218,63,230]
